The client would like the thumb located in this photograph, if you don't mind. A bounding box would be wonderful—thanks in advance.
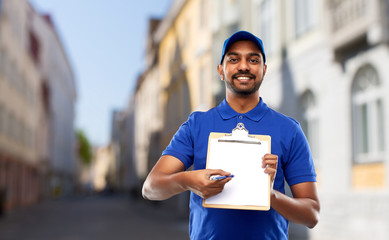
[207,169,231,177]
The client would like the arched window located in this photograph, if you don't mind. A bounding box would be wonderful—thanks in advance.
[351,65,385,163]
[300,90,320,166]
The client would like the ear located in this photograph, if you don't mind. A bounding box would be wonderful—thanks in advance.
[217,64,224,80]
[263,64,267,77]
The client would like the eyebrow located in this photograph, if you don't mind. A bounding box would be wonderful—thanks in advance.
[227,52,261,58]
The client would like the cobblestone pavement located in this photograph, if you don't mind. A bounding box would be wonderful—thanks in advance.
[0,194,189,240]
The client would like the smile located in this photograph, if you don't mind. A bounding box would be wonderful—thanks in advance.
[236,76,251,80]
[232,72,256,81]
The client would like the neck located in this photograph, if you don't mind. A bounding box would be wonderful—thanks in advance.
[225,91,260,114]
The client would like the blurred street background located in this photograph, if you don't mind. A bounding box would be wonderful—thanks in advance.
[1,0,389,239]
[0,194,188,240]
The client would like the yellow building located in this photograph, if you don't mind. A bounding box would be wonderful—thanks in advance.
[157,0,214,149]
[132,0,215,182]
[129,0,215,214]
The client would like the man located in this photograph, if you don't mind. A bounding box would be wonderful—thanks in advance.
[142,31,320,239]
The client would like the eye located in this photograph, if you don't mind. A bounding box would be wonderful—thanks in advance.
[228,58,238,63]
[250,58,260,63]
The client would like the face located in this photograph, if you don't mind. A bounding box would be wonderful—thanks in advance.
[218,40,267,96]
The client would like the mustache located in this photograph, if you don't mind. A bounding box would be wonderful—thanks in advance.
[232,70,256,79]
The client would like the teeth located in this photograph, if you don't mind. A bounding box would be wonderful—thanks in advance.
[237,77,250,80]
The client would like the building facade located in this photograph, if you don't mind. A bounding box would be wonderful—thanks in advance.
[120,0,215,214]
[120,0,389,238]
[250,0,389,239]
[0,0,43,211]
[0,0,77,212]
[134,19,163,182]
[110,107,138,194]
[156,0,214,153]
[29,2,77,198]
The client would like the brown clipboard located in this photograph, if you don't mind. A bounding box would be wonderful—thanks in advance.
[202,123,271,211]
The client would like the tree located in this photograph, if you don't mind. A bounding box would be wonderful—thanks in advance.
[76,130,92,165]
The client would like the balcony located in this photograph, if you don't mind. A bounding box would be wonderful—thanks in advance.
[327,0,389,61]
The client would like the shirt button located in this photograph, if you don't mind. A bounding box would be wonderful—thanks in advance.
[239,115,243,119]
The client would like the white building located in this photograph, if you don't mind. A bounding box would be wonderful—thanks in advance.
[30,7,77,197]
[0,0,77,211]
[247,0,389,239]
[0,0,76,212]
[0,0,43,209]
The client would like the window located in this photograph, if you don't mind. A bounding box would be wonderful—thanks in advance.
[300,90,320,166]
[8,111,14,140]
[199,0,206,29]
[166,78,191,129]
[0,48,6,78]
[199,66,206,107]
[182,19,190,48]
[259,0,274,55]
[1,51,10,83]
[29,31,41,64]
[0,104,3,135]
[1,107,9,138]
[295,0,317,37]
[352,65,385,163]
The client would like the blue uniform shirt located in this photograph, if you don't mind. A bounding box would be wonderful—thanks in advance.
[162,98,317,240]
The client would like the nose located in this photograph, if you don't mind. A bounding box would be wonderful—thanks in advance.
[238,59,249,71]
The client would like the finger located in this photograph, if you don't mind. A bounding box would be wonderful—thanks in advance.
[208,178,232,188]
[208,169,231,175]
[262,160,277,168]
[262,155,278,168]
[262,155,278,163]
[263,153,278,159]
[217,169,232,176]
[264,169,277,183]
[263,159,277,164]
[203,185,225,199]
[264,167,277,174]
[207,170,232,181]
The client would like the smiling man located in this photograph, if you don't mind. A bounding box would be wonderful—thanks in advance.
[142,31,320,240]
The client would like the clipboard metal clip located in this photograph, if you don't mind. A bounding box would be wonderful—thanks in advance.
[233,122,248,132]
[218,123,261,145]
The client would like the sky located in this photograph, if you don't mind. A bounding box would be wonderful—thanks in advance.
[29,0,172,146]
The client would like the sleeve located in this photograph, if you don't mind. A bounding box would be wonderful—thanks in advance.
[161,115,195,170]
[284,123,317,186]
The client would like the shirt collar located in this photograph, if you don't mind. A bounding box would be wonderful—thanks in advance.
[216,98,269,122]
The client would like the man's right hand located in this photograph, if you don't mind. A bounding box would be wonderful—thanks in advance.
[184,169,233,199]
[142,155,232,201]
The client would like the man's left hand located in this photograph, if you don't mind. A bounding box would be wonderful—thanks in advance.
[262,153,278,186]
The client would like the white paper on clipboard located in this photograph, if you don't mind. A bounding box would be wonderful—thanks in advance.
[203,123,271,211]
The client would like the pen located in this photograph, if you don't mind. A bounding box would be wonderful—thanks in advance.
[209,175,234,181]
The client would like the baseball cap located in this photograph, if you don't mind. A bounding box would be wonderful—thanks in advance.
[220,31,266,64]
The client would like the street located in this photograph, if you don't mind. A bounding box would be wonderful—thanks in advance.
[0,194,189,240]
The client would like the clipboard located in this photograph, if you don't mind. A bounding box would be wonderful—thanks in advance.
[203,123,271,211]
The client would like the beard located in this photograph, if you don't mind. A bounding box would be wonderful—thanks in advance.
[224,70,263,96]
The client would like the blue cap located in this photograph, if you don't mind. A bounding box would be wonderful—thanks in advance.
[220,31,266,64]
